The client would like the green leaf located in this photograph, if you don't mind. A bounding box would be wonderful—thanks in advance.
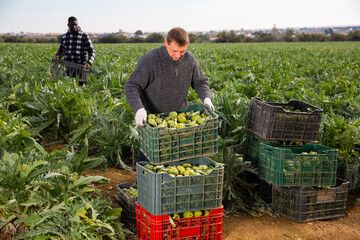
[104,207,122,218]
[15,214,42,226]
[69,176,109,190]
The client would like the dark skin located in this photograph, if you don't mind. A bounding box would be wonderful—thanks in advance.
[55,20,91,69]
[68,20,79,34]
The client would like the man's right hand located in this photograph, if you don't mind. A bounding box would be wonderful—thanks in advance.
[135,108,147,126]
[55,55,60,60]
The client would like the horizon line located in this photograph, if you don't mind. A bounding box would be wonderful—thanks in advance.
[1,24,359,35]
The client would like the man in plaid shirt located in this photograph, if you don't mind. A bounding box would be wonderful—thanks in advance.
[56,16,95,85]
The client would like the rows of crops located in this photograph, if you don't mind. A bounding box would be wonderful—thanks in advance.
[1,42,360,238]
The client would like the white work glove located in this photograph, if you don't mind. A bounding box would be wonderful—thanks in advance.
[135,108,147,126]
[203,97,215,112]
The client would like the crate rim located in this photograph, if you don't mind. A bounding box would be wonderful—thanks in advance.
[136,159,224,179]
[116,183,138,200]
[259,142,338,153]
[252,97,323,114]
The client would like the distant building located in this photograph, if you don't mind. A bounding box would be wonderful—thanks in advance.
[209,35,218,41]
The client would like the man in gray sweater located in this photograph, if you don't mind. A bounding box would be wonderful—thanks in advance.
[125,27,214,127]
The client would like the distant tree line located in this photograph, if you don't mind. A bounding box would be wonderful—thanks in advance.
[93,33,165,43]
[1,29,359,43]
[214,29,360,43]
[0,35,58,43]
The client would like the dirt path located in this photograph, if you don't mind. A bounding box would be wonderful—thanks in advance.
[84,168,360,240]
[222,205,360,240]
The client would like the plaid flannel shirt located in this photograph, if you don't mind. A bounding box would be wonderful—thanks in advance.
[56,26,95,65]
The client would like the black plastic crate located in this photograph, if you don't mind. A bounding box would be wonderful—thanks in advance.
[244,170,272,204]
[117,183,137,233]
[51,59,89,82]
[355,142,360,153]
[247,98,323,142]
[272,179,349,222]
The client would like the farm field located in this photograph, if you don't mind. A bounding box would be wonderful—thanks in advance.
[1,42,360,239]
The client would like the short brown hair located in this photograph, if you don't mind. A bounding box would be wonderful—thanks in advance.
[166,27,189,46]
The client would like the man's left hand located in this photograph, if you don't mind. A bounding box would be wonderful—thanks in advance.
[84,63,91,69]
[203,97,215,112]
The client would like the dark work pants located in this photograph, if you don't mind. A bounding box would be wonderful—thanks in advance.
[66,68,87,86]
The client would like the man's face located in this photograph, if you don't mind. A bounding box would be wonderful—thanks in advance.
[68,20,79,34]
[165,40,188,61]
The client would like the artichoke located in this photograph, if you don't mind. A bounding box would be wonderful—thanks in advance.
[197,117,206,125]
[194,210,202,217]
[168,167,179,176]
[148,118,157,127]
[148,114,156,119]
[177,113,187,123]
[169,111,178,120]
[183,211,194,218]
[176,123,186,129]
[204,210,211,216]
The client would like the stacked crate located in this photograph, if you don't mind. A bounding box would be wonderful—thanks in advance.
[116,183,137,233]
[136,104,224,239]
[245,97,349,222]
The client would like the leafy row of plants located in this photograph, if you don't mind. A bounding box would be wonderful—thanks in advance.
[0,142,126,239]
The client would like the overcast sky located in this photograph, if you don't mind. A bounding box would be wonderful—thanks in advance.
[0,0,359,33]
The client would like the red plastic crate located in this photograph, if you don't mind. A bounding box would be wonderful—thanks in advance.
[136,202,223,240]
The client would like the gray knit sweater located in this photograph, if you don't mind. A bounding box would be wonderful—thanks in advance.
[125,45,211,114]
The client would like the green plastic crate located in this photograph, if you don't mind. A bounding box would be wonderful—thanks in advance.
[259,143,338,186]
[247,98,323,142]
[244,130,281,167]
[272,179,349,222]
[138,104,219,165]
[136,156,224,215]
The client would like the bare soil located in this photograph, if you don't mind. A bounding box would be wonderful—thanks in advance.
[83,167,360,240]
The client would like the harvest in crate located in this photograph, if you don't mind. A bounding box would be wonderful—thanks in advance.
[143,162,222,177]
[147,110,212,129]
[170,209,211,219]
[122,187,138,197]
[286,150,333,169]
